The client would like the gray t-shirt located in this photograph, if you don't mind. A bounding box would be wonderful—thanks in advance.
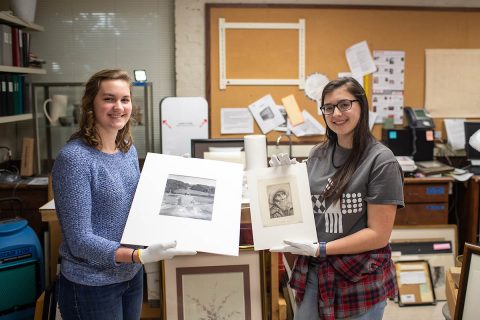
[307,140,404,243]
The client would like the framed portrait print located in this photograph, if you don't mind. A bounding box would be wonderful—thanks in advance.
[121,153,244,256]
[162,249,267,320]
[455,243,480,320]
[247,162,317,250]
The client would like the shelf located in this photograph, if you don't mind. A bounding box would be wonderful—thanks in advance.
[0,113,33,124]
[0,11,44,32]
[0,65,46,74]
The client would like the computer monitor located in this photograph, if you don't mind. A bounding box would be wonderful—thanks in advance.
[464,122,480,163]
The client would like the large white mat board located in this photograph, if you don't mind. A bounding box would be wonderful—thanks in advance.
[121,153,244,256]
[247,163,317,250]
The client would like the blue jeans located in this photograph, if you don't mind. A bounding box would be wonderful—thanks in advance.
[57,269,143,320]
[294,265,387,320]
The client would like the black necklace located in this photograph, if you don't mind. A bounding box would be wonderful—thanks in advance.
[331,142,343,169]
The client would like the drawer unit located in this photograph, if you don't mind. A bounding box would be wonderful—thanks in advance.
[395,178,452,226]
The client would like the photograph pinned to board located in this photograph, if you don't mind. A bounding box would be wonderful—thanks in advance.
[246,162,317,250]
[290,110,326,137]
[248,94,285,134]
[274,105,289,132]
[121,153,244,256]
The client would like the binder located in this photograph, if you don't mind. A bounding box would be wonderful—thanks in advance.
[0,24,12,66]
[11,27,20,67]
[5,74,14,115]
[0,74,7,116]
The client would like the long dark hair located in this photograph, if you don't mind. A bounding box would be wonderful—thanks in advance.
[320,77,374,203]
[69,69,133,152]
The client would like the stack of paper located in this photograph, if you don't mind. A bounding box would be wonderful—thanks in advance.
[395,156,416,172]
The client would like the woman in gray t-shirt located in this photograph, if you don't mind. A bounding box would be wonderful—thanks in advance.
[272,77,404,320]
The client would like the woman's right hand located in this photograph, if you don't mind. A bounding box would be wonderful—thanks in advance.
[137,241,196,264]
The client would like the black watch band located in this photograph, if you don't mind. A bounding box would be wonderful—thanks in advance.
[319,242,327,258]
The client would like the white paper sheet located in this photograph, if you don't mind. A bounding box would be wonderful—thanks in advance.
[221,108,254,134]
[338,72,363,87]
[444,118,466,150]
[400,271,427,284]
[121,153,244,256]
[369,111,378,131]
[246,163,317,250]
[290,110,325,137]
[248,94,285,134]
[345,41,377,77]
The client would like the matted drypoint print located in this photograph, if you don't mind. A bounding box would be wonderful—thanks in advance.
[160,174,216,221]
[121,153,243,256]
[177,265,250,320]
[247,163,317,250]
[259,180,303,227]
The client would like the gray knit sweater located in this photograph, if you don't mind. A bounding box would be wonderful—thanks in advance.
[52,139,142,286]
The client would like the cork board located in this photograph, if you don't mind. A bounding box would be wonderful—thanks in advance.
[206,5,480,142]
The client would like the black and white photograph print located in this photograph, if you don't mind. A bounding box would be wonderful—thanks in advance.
[268,183,294,219]
[259,106,275,121]
[160,174,216,221]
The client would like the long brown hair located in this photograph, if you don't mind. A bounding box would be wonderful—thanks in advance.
[320,77,374,203]
[69,69,133,152]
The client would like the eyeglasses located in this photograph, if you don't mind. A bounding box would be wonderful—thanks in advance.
[320,99,358,115]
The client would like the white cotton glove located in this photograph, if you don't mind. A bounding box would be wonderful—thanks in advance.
[269,153,298,167]
[138,241,197,264]
[270,240,319,257]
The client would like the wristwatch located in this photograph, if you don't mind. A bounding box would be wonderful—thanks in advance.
[319,242,327,258]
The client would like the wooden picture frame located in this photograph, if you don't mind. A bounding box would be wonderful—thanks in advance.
[395,260,436,306]
[191,138,244,159]
[161,248,268,320]
[455,243,480,320]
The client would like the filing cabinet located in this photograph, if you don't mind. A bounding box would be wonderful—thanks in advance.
[395,178,453,225]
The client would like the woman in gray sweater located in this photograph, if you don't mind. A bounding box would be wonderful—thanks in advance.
[52,69,195,319]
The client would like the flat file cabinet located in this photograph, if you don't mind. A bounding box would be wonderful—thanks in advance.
[395,177,453,225]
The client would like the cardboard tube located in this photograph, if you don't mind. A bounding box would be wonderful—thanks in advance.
[244,135,267,171]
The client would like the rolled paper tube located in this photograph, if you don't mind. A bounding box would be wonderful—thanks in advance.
[244,135,267,171]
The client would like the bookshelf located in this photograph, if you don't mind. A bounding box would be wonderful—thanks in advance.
[0,11,45,123]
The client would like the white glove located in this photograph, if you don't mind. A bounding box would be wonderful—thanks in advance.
[138,241,197,264]
[269,153,298,167]
[270,240,319,257]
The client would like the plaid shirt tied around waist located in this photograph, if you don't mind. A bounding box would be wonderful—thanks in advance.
[289,245,397,320]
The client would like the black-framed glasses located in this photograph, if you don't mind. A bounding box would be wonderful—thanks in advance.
[320,99,358,115]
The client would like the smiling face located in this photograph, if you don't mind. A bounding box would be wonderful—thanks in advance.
[323,85,361,149]
[93,79,132,139]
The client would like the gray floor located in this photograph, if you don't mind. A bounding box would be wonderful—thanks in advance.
[384,299,448,320]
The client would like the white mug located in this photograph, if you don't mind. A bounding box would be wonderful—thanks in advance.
[43,94,68,126]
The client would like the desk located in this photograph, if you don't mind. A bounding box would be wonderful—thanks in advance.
[0,181,48,242]
[38,202,280,320]
[456,176,480,254]
[395,177,453,225]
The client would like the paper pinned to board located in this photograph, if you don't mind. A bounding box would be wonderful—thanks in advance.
[345,41,377,77]
[281,94,305,126]
[444,118,466,150]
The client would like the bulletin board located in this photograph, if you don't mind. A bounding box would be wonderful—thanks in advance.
[206,4,480,143]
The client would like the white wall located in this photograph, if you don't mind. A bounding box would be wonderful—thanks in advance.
[174,0,480,97]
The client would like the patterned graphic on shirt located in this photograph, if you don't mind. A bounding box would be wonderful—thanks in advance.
[311,178,363,234]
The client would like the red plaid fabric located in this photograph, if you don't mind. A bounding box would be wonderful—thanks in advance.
[289,245,397,319]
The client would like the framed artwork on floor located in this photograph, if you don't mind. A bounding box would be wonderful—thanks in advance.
[395,260,436,306]
[162,248,268,320]
[455,242,480,320]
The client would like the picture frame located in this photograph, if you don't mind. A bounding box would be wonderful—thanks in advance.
[455,242,480,320]
[246,162,317,250]
[191,138,244,159]
[121,153,243,256]
[395,260,436,306]
[161,248,268,320]
[390,224,457,300]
